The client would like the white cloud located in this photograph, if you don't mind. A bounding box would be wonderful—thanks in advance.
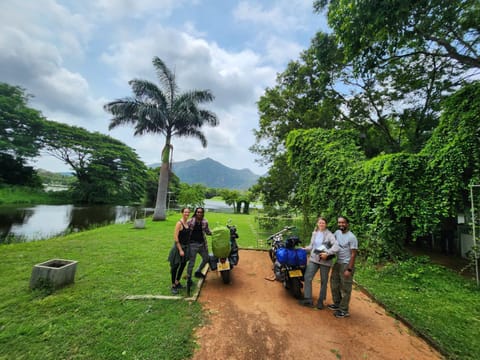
[101,25,276,110]
[90,0,188,20]
[1,0,327,175]
[233,0,315,32]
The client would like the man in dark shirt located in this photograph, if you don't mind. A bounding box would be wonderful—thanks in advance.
[186,207,211,288]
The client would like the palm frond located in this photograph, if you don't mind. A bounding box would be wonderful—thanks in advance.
[128,79,168,108]
[176,128,208,147]
[152,56,178,102]
[176,89,215,105]
[104,99,140,130]
[104,57,218,151]
[198,109,219,126]
[134,104,168,135]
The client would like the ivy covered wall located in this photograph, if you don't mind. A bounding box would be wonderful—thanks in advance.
[286,82,480,262]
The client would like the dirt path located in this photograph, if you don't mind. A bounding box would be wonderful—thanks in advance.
[192,250,443,360]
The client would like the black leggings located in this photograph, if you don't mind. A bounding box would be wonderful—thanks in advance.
[171,261,187,284]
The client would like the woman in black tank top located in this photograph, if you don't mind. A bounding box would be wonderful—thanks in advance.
[168,207,191,294]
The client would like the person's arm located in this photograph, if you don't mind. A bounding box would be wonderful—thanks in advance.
[344,249,357,277]
[320,232,338,260]
[204,219,212,235]
[326,233,339,255]
[174,222,185,257]
[303,232,315,251]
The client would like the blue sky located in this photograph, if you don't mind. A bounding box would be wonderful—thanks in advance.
[1,0,328,175]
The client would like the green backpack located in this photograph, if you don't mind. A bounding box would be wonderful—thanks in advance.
[211,226,231,258]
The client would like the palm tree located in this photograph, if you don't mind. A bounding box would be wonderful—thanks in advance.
[104,56,218,220]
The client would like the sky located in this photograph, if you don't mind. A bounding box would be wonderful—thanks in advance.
[0,0,328,175]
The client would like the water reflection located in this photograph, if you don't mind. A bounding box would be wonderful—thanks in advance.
[0,200,248,243]
[0,205,141,243]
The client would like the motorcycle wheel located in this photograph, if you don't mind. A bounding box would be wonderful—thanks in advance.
[268,249,276,264]
[286,277,303,299]
[220,270,231,284]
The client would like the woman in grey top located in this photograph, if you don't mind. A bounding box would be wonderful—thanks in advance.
[299,217,338,309]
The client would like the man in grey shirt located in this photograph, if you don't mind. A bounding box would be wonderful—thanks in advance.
[322,216,358,318]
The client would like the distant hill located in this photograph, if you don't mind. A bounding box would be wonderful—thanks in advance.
[149,158,260,190]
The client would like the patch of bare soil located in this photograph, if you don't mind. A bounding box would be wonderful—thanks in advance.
[192,250,443,360]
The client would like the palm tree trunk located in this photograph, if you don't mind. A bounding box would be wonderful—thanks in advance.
[152,143,171,221]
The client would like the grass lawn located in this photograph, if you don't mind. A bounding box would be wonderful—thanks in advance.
[0,211,478,359]
[0,186,69,205]
[355,257,480,360]
[0,212,263,359]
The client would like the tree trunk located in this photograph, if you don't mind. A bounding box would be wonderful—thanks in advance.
[152,143,171,221]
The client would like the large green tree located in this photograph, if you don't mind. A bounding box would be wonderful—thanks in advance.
[0,83,44,186]
[253,31,457,162]
[251,31,452,207]
[39,120,147,204]
[314,0,480,71]
[285,82,480,261]
[104,57,218,220]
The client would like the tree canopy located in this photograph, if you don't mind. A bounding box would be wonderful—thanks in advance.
[251,1,479,261]
[0,83,45,186]
[314,0,480,71]
[39,120,147,204]
[104,56,218,220]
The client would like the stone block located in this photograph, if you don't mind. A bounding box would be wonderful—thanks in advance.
[30,259,78,290]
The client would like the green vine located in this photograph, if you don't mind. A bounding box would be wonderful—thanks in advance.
[285,82,480,263]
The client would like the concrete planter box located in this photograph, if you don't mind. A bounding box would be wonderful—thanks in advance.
[134,219,146,229]
[29,259,78,290]
[133,210,147,229]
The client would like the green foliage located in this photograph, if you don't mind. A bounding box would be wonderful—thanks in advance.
[422,81,480,214]
[219,189,241,212]
[38,169,76,189]
[285,84,480,262]
[0,153,42,187]
[356,258,480,360]
[315,0,480,70]
[145,167,161,207]
[205,187,218,198]
[0,185,71,205]
[252,154,297,209]
[0,83,46,186]
[286,128,364,221]
[0,83,44,159]
[40,120,147,204]
[177,183,206,209]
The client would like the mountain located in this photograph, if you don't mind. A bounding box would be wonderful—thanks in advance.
[149,158,260,190]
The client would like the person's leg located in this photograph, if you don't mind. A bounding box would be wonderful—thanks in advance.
[176,261,187,284]
[339,264,354,313]
[175,245,188,285]
[171,263,179,285]
[329,262,342,308]
[195,243,209,276]
[301,261,318,304]
[170,263,180,294]
[318,264,330,308]
[187,243,200,282]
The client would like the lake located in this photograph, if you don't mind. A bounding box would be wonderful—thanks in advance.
[0,199,235,243]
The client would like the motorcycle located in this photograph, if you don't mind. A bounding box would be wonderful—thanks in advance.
[267,226,307,299]
[209,221,240,284]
